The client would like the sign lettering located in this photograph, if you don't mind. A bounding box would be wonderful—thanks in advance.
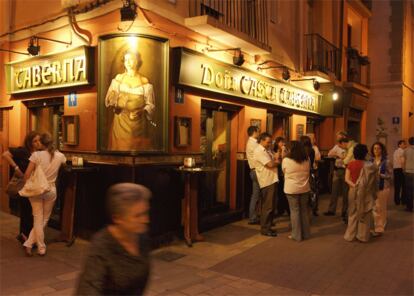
[6,46,93,94]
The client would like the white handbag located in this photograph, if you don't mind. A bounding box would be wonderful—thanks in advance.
[19,164,51,197]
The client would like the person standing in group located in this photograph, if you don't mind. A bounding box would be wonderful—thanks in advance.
[344,144,377,242]
[306,133,321,165]
[282,141,311,242]
[393,140,406,205]
[253,132,279,237]
[324,138,349,217]
[402,137,414,212]
[2,131,42,244]
[371,142,392,236]
[300,135,318,216]
[77,183,151,295]
[273,136,289,217]
[22,133,66,256]
[341,137,357,223]
[245,126,261,225]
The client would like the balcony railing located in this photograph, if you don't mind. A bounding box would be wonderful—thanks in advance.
[189,0,269,46]
[346,47,370,87]
[305,34,341,80]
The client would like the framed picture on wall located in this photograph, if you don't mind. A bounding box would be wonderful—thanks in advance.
[62,115,79,145]
[296,124,304,139]
[98,34,169,153]
[174,117,192,147]
[250,119,261,129]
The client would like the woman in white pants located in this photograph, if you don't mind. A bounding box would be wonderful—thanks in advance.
[371,142,392,236]
[23,133,66,256]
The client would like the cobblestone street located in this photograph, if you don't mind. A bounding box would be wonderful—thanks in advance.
[1,195,413,295]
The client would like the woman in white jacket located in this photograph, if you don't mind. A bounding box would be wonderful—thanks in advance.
[23,133,66,256]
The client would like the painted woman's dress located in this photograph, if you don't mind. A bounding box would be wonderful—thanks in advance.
[105,73,155,151]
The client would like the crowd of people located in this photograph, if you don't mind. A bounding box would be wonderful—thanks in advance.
[245,126,414,242]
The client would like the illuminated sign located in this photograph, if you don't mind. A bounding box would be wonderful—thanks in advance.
[5,46,94,94]
[174,48,321,113]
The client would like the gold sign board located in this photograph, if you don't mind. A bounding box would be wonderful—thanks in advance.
[174,48,321,113]
[5,46,94,94]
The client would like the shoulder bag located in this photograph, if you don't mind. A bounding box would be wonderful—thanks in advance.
[18,164,51,197]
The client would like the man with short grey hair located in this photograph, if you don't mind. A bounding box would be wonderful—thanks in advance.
[402,137,414,212]
[246,125,260,224]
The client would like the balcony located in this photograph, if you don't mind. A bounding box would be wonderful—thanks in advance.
[186,0,271,55]
[344,47,370,94]
[304,34,341,81]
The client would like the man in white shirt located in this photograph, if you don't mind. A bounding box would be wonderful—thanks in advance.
[393,140,406,205]
[245,126,260,224]
[253,132,279,237]
[402,137,414,212]
[324,138,348,217]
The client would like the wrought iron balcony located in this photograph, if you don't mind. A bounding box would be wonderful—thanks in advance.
[304,34,341,80]
[346,47,370,87]
[189,0,269,47]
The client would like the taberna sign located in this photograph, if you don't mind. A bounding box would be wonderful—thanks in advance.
[5,46,94,94]
[173,48,321,114]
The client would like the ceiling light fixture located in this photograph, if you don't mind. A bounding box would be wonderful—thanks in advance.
[290,78,321,91]
[257,65,290,81]
[206,47,245,66]
[27,36,72,56]
[120,0,137,21]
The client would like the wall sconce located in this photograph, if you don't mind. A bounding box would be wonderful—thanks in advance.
[120,0,137,21]
[0,48,30,56]
[257,65,290,81]
[290,78,320,91]
[332,92,339,101]
[205,47,245,66]
[27,36,72,56]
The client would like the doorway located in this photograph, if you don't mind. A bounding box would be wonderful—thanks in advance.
[200,101,238,217]
[267,111,291,140]
[25,97,64,150]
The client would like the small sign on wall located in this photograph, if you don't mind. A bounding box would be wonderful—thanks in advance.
[68,92,77,107]
[392,117,400,124]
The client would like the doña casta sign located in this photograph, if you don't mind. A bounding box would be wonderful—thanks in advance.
[174,48,321,113]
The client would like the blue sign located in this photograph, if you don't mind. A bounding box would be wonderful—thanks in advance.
[392,117,400,124]
[68,92,77,107]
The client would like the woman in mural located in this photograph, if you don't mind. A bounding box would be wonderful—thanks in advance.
[105,50,155,151]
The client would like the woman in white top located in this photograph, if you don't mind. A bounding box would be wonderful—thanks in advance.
[23,133,66,256]
[282,141,311,241]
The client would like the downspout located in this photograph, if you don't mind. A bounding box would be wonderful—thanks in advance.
[339,0,344,81]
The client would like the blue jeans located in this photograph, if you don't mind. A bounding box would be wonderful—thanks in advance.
[249,170,261,221]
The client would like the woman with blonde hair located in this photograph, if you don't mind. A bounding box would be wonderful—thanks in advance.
[22,133,66,256]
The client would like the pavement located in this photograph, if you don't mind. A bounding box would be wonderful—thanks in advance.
[0,195,413,296]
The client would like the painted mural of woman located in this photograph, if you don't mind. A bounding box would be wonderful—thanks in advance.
[105,50,155,151]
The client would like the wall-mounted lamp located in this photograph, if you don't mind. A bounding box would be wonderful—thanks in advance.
[0,48,30,56]
[332,92,339,101]
[27,36,72,56]
[257,65,290,81]
[120,0,137,21]
[290,78,320,91]
[205,47,245,66]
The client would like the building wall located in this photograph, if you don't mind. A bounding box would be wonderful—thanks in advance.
[368,0,412,156]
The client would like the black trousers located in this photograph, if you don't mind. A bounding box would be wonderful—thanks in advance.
[260,183,277,232]
[19,196,33,237]
[276,178,290,215]
[393,168,405,204]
